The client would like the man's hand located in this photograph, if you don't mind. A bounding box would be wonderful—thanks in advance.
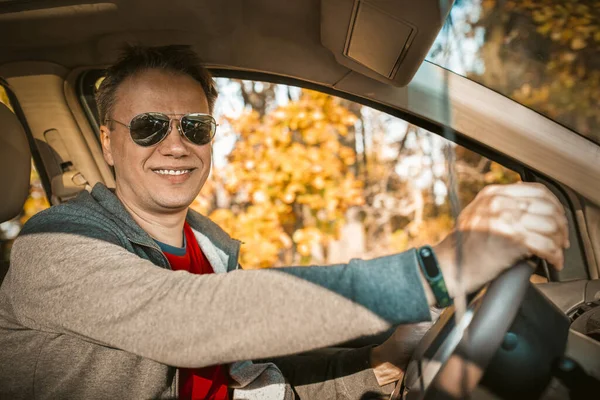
[428,182,570,304]
[370,309,441,386]
[370,182,569,386]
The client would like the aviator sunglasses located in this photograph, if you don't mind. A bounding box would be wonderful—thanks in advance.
[106,112,217,147]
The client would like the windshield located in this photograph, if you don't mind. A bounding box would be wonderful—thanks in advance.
[426,0,599,145]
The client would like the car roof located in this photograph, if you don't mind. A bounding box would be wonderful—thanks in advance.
[1,0,599,204]
[0,0,451,86]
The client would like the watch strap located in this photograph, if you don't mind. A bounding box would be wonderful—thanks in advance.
[417,245,452,308]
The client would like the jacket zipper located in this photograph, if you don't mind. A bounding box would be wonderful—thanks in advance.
[233,239,243,270]
[129,236,241,396]
[127,239,172,270]
[128,238,178,397]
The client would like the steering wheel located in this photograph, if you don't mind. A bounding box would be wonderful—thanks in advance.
[395,260,535,399]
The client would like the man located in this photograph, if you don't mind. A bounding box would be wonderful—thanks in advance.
[0,45,568,399]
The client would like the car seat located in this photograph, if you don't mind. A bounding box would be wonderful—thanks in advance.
[0,101,32,284]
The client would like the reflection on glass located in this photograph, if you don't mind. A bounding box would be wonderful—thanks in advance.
[427,0,600,144]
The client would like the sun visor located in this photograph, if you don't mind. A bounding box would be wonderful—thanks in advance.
[321,0,453,87]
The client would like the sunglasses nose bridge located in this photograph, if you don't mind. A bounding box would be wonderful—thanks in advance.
[159,117,181,138]
[168,117,186,138]
[158,117,191,145]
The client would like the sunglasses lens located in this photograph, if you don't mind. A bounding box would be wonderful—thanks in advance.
[129,113,170,146]
[180,114,216,145]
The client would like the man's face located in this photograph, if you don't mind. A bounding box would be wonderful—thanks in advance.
[100,69,212,214]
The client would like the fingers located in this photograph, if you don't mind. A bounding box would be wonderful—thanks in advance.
[463,206,567,270]
[520,212,569,248]
[486,194,569,247]
[490,195,560,217]
[485,182,570,243]
[522,231,565,270]
[486,215,565,270]
[457,182,570,278]
[492,182,564,212]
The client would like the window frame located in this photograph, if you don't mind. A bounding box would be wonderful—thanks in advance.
[76,68,590,282]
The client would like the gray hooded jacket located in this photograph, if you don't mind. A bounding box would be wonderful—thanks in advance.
[0,183,431,399]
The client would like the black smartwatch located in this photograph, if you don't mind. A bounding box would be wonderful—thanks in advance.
[417,245,452,308]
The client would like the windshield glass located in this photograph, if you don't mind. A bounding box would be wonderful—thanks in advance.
[426,0,599,145]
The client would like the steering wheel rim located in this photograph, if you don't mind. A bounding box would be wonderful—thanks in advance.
[398,260,534,399]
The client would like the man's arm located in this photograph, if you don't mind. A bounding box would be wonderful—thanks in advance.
[265,310,438,398]
[7,217,432,369]
[8,182,567,372]
[370,311,440,385]
[266,346,394,400]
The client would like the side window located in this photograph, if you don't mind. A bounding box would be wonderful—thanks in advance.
[79,75,537,277]
[200,79,522,269]
[0,86,50,266]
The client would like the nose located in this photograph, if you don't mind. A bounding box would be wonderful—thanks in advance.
[157,119,190,158]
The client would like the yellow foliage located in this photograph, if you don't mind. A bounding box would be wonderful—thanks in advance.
[391,214,455,253]
[0,87,13,111]
[190,83,522,269]
[205,89,364,268]
[499,0,600,139]
[209,205,290,268]
[484,162,521,185]
[21,162,50,224]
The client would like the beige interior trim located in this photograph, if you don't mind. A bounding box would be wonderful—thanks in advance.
[0,1,597,204]
[64,67,115,187]
[334,62,600,206]
[584,202,600,279]
[565,330,600,378]
[0,3,118,22]
[563,188,599,280]
[0,61,106,198]
[4,59,599,208]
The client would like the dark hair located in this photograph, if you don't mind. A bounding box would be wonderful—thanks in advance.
[95,45,218,124]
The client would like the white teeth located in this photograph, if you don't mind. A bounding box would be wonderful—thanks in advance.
[155,169,190,176]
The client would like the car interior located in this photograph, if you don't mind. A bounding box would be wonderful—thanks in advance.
[1,0,600,399]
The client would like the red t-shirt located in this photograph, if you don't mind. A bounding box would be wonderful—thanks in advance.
[160,223,229,400]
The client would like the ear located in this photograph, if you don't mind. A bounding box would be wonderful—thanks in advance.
[100,125,115,166]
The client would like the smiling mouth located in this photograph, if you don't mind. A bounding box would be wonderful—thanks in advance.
[152,168,195,176]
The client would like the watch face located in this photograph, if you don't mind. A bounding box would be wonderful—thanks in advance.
[420,247,440,278]
[420,247,432,258]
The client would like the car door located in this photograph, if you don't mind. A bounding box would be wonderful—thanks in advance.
[75,72,597,313]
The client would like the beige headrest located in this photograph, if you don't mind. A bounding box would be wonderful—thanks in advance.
[0,102,31,222]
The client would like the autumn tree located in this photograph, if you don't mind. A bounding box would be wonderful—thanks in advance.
[365,125,519,255]
[198,89,363,268]
[194,74,522,269]
[440,0,600,141]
